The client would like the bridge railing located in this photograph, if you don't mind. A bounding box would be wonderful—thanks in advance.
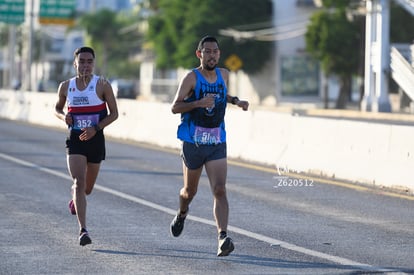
[390,44,414,101]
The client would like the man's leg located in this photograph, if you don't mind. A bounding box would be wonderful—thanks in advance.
[205,157,234,256]
[171,162,203,237]
[179,162,203,213]
[85,162,101,195]
[205,158,228,234]
[67,154,87,230]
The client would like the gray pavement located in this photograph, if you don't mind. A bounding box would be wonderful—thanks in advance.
[1,119,413,274]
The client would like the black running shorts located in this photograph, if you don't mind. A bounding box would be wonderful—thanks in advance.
[66,131,106,163]
[181,141,227,169]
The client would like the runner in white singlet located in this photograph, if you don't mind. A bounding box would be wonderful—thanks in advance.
[54,47,118,246]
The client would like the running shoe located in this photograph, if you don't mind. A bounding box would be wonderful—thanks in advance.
[68,199,76,215]
[79,229,92,246]
[170,211,187,237]
[217,236,234,257]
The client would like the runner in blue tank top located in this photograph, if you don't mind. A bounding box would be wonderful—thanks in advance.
[170,36,249,256]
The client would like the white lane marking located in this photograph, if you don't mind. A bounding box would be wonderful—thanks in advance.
[0,152,406,273]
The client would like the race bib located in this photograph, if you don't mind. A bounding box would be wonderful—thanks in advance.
[193,126,221,145]
[72,114,99,130]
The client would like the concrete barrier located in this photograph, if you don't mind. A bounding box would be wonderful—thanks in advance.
[1,90,413,194]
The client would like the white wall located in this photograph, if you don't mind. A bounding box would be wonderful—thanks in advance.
[1,90,413,194]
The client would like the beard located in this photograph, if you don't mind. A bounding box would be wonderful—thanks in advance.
[204,59,217,71]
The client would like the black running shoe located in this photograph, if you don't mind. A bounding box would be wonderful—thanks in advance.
[170,212,186,237]
[217,236,234,256]
[79,229,92,246]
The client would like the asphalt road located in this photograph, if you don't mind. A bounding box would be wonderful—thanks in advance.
[1,119,413,275]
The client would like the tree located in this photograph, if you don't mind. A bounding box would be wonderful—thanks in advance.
[77,9,142,78]
[390,1,414,43]
[0,24,9,47]
[146,0,273,74]
[0,24,23,57]
[306,0,414,109]
[305,1,361,109]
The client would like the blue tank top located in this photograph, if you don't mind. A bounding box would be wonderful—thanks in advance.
[177,68,227,145]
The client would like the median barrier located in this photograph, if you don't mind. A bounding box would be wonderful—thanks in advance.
[0,90,412,194]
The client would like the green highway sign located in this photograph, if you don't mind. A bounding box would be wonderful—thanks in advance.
[0,0,25,25]
[39,0,76,26]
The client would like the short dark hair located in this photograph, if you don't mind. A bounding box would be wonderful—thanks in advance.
[197,35,219,51]
[74,46,95,59]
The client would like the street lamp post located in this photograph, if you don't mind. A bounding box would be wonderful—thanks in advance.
[22,0,34,91]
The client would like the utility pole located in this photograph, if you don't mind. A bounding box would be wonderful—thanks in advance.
[372,0,391,112]
[22,0,34,91]
[8,25,17,89]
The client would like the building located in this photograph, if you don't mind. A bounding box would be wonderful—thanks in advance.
[2,0,136,92]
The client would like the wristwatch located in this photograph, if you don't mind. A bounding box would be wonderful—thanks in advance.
[231,96,239,105]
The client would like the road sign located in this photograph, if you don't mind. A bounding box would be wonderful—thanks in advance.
[0,0,25,25]
[225,54,243,71]
[39,0,76,26]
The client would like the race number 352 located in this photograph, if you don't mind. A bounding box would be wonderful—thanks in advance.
[72,114,99,130]
[76,119,92,129]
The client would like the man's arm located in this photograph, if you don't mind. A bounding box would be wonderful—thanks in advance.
[220,68,249,111]
[99,81,119,130]
[226,95,249,111]
[54,80,70,124]
[171,71,214,114]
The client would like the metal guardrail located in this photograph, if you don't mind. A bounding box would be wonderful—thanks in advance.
[390,45,414,101]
